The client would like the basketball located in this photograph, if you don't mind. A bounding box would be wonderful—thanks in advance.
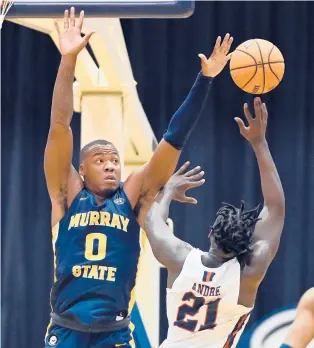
[230,39,285,94]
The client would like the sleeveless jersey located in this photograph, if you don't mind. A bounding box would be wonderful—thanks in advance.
[50,185,141,327]
[160,248,252,348]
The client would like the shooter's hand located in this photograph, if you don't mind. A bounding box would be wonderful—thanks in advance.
[164,162,205,204]
[234,97,268,145]
[54,7,95,57]
[199,33,233,78]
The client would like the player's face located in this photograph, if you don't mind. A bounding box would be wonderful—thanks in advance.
[80,144,121,195]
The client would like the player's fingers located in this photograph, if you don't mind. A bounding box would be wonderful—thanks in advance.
[70,7,75,27]
[184,166,201,177]
[198,54,207,64]
[182,196,198,205]
[54,20,61,34]
[176,161,190,175]
[189,171,205,181]
[189,179,206,188]
[64,9,69,29]
[243,103,254,124]
[213,36,221,52]
[263,103,268,123]
[220,33,230,53]
[76,10,84,30]
[83,31,96,44]
[254,97,263,122]
[223,36,233,55]
[234,117,247,134]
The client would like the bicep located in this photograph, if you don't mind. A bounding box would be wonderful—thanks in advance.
[253,205,285,257]
[44,124,76,223]
[141,139,181,195]
[242,206,285,286]
[124,140,181,219]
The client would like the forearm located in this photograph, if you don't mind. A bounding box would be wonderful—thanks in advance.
[152,188,174,222]
[163,72,213,150]
[50,56,76,127]
[252,138,285,211]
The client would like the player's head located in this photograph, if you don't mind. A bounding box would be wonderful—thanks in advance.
[79,140,121,195]
[209,201,261,258]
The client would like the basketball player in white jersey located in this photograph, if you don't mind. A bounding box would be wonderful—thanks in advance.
[144,97,285,348]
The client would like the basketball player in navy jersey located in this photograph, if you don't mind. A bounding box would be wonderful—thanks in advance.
[280,287,314,348]
[145,98,285,348]
[43,7,233,348]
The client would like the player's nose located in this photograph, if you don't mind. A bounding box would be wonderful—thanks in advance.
[104,162,115,172]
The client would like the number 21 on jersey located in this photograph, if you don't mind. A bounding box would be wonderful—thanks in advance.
[174,292,221,332]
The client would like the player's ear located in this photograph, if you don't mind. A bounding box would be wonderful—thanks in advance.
[79,163,85,177]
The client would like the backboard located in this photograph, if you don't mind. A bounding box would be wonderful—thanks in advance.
[6,0,195,18]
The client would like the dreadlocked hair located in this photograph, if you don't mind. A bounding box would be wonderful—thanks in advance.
[211,201,261,267]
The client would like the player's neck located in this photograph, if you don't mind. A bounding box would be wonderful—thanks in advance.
[208,248,235,261]
[85,185,115,204]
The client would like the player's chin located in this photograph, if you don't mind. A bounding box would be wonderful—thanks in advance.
[101,180,120,193]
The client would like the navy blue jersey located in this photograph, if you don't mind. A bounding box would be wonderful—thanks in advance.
[50,184,141,326]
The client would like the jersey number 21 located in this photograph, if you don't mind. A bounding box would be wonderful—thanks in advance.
[174,292,221,332]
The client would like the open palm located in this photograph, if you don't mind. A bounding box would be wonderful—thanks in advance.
[54,7,94,57]
[165,162,205,204]
[199,33,233,78]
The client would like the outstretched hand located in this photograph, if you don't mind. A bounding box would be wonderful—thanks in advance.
[234,97,268,144]
[54,7,95,57]
[165,162,205,204]
[199,33,233,78]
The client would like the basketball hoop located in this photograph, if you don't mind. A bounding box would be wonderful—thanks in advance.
[0,0,14,30]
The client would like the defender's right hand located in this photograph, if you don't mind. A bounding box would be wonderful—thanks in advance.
[234,97,268,145]
[164,162,205,204]
[54,7,95,57]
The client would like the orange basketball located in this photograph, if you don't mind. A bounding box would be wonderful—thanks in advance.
[230,39,285,94]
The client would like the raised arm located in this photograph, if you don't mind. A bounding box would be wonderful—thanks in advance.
[44,8,94,226]
[125,34,233,226]
[144,163,205,271]
[235,98,285,281]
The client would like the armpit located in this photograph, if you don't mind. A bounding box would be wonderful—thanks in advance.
[59,184,68,209]
[134,188,155,217]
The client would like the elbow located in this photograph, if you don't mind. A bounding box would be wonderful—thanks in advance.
[266,192,285,217]
[267,200,285,221]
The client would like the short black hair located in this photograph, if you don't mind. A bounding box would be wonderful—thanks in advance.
[211,201,261,258]
[80,140,118,163]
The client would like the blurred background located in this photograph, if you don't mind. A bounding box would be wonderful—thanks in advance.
[2,1,314,347]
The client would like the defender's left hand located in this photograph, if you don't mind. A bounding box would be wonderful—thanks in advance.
[199,33,233,78]
[165,162,205,204]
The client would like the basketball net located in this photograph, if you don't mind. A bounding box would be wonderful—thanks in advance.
[0,0,14,30]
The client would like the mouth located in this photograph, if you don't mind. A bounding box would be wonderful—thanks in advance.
[104,175,116,182]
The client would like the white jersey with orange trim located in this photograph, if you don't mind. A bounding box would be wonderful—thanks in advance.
[160,248,252,348]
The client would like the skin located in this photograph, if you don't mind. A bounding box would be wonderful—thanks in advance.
[144,98,285,308]
[44,7,234,229]
[283,287,314,348]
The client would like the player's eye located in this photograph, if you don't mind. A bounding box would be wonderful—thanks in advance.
[96,158,103,164]
[113,159,119,164]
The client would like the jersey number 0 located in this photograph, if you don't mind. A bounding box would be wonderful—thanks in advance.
[85,233,107,261]
[174,292,221,332]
